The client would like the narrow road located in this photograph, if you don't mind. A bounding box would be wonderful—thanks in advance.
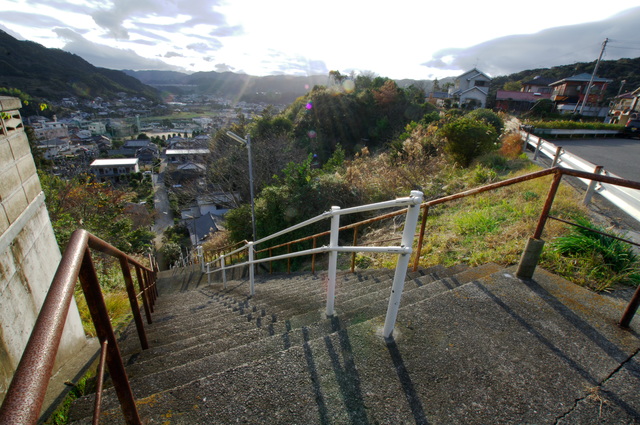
[152,160,174,269]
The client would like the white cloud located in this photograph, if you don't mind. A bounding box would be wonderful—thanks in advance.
[53,28,184,71]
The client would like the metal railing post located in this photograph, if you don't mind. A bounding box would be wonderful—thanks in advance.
[522,131,530,151]
[79,248,142,425]
[534,171,563,240]
[552,146,562,167]
[533,137,543,160]
[350,225,359,273]
[583,165,604,205]
[311,237,317,274]
[207,262,211,285]
[620,285,640,327]
[198,246,204,272]
[118,258,148,349]
[221,254,227,288]
[134,265,152,324]
[326,206,341,317]
[412,204,429,272]
[248,242,255,296]
[383,191,423,338]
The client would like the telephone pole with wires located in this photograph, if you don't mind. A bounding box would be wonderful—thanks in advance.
[579,38,608,115]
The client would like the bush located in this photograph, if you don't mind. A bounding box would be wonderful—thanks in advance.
[466,108,504,135]
[499,132,524,159]
[438,117,498,167]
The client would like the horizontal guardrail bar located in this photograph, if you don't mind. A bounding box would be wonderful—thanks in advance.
[254,210,334,246]
[534,129,620,135]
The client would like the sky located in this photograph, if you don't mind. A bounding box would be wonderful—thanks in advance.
[2,0,640,80]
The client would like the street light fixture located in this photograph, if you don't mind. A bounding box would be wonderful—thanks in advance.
[226,131,256,242]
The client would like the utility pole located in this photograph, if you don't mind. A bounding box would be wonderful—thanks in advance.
[579,38,608,115]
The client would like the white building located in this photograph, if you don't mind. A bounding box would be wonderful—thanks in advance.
[90,158,139,183]
[33,121,69,141]
[166,148,210,164]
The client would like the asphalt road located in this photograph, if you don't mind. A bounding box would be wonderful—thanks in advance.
[552,137,640,182]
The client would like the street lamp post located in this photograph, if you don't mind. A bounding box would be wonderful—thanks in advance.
[184,214,197,247]
[226,131,256,242]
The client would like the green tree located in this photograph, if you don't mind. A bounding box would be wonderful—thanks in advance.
[466,108,504,134]
[503,81,523,91]
[438,117,498,167]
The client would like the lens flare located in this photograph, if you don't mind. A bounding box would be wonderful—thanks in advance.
[343,80,355,93]
[306,102,313,110]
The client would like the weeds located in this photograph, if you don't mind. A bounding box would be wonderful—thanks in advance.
[44,373,93,424]
[547,217,640,291]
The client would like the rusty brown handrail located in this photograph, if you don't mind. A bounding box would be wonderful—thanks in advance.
[0,229,157,425]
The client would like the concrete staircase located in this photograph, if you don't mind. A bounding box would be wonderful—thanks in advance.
[68,264,640,424]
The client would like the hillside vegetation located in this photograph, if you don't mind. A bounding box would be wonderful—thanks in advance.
[203,94,639,292]
[0,30,160,102]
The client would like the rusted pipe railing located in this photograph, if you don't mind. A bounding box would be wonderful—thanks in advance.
[534,171,563,239]
[0,229,157,425]
[93,339,108,425]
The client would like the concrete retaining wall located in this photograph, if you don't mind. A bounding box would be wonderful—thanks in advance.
[0,96,87,404]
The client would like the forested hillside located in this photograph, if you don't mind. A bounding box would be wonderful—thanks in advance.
[0,30,161,102]
[489,57,640,105]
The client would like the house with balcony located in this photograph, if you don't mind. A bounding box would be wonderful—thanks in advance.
[450,68,491,109]
[550,73,612,116]
[90,158,139,183]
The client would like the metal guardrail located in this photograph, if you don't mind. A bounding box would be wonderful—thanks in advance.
[531,128,620,137]
[522,130,640,224]
[0,229,158,425]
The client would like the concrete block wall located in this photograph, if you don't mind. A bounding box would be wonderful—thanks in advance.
[0,97,87,404]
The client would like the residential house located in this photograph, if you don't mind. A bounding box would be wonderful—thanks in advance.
[607,88,640,125]
[450,68,491,109]
[166,148,210,165]
[495,91,552,113]
[550,73,612,116]
[426,91,452,108]
[36,138,70,160]
[181,211,220,246]
[87,122,107,135]
[521,76,555,94]
[135,145,159,164]
[32,120,69,141]
[90,158,139,183]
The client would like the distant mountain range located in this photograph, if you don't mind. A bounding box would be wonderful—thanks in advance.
[121,70,440,104]
[0,30,161,102]
[2,28,639,109]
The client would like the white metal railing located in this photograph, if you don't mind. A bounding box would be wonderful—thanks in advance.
[205,190,424,338]
[522,130,640,224]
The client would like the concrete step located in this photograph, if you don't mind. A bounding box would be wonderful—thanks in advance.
[69,265,499,422]
[71,265,640,424]
[118,264,494,374]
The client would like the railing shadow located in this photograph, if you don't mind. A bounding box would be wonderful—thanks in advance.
[474,280,640,419]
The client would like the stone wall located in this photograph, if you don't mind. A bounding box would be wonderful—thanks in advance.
[0,97,86,404]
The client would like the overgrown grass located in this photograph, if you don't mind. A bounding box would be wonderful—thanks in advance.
[352,151,640,292]
[545,217,640,292]
[409,162,586,268]
[73,256,147,336]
